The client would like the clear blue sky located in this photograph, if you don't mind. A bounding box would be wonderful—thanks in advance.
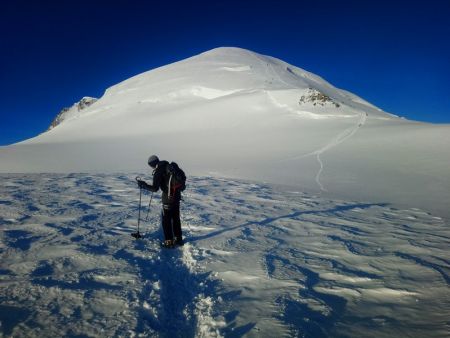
[1,0,449,145]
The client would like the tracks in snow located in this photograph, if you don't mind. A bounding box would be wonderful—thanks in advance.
[253,53,368,192]
[268,91,367,192]
[1,174,449,337]
[312,111,366,191]
[0,174,224,337]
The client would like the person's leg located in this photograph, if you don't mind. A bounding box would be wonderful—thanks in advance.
[161,205,174,241]
[172,203,183,244]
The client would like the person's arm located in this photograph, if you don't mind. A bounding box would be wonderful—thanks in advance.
[137,179,151,190]
[140,169,163,192]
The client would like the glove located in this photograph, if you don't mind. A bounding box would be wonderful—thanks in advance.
[137,179,148,190]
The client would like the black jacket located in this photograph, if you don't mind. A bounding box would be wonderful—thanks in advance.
[146,161,182,205]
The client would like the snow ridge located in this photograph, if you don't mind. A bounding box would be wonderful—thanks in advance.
[48,97,98,130]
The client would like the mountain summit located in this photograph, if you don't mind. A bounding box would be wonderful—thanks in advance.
[47,47,393,131]
[1,47,449,217]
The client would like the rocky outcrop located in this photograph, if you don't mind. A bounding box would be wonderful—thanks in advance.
[48,97,97,130]
[299,88,340,108]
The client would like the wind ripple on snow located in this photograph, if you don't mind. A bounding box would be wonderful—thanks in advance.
[0,174,449,337]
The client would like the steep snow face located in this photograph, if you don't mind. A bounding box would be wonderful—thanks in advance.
[0,47,449,218]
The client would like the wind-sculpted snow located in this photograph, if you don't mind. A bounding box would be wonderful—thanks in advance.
[1,174,449,337]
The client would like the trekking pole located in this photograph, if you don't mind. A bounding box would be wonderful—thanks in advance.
[132,176,143,239]
[145,191,154,221]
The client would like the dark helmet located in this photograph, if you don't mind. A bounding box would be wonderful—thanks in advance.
[148,155,159,168]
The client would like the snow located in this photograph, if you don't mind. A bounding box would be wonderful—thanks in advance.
[1,174,449,337]
[48,97,98,130]
[1,47,450,336]
[1,47,449,219]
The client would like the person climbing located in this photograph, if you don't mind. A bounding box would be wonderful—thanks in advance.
[137,155,186,248]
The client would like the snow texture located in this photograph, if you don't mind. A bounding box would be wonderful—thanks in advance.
[1,174,449,337]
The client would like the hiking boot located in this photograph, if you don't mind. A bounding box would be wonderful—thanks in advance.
[161,239,175,248]
[175,238,184,246]
[131,231,142,239]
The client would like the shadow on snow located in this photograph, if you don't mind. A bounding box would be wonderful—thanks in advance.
[187,203,388,244]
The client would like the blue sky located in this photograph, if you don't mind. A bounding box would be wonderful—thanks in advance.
[1,0,449,145]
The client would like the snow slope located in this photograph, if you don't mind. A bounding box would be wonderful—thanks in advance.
[0,47,449,218]
[48,97,98,131]
[1,174,449,337]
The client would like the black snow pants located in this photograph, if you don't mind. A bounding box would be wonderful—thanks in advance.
[161,203,182,241]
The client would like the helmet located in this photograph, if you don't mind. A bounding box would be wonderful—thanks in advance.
[148,155,159,168]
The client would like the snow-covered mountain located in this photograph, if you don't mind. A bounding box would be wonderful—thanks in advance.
[1,48,449,337]
[0,47,449,218]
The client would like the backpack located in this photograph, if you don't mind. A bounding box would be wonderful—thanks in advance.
[166,162,186,200]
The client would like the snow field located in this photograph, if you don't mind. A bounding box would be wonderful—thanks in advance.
[1,174,449,337]
[2,47,449,220]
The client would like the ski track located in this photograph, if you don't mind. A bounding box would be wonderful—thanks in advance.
[257,56,367,192]
[313,111,366,192]
[266,91,366,192]
[1,174,450,337]
[281,109,367,192]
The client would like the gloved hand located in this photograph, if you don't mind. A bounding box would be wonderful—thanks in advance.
[137,179,148,190]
